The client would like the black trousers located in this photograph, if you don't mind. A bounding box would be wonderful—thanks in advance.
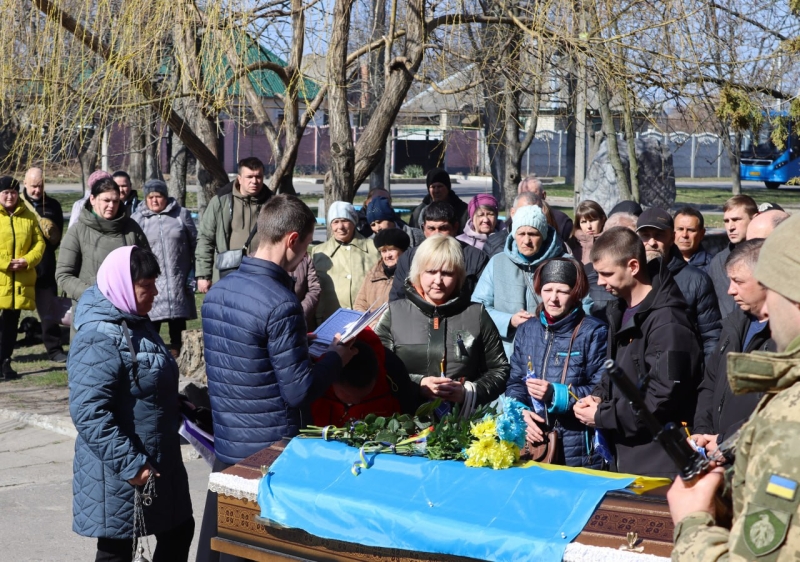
[95,516,195,562]
[195,459,247,562]
[0,309,21,364]
[34,284,65,357]
[153,319,187,350]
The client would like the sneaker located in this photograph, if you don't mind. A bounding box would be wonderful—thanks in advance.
[50,351,68,364]
[1,359,19,380]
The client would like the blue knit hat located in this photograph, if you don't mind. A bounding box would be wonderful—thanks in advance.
[513,205,548,236]
[366,197,396,224]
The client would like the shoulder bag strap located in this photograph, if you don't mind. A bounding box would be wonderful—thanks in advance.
[560,316,585,385]
[121,320,141,390]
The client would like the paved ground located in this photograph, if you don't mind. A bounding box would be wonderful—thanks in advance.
[0,412,211,561]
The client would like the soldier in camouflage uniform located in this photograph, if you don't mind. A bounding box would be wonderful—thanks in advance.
[669,213,800,561]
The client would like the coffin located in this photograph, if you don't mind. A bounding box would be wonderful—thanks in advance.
[209,442,674,561]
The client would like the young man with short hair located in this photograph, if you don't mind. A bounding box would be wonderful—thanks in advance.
[390,201,489,301]
[707,195,758,318]
[573,227,703,478]
[409,168,469,234]
[112,170,140,217]
[196,194,356,562]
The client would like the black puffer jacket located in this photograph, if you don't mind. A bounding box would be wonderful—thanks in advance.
[666,246,721,357]
[693,307,775,443]
[592,259,704,478]
[708,244,736,318]
[23,190,63,288]
[389,239,489,302]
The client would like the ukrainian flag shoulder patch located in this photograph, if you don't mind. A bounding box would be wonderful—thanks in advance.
[766,474,798,501]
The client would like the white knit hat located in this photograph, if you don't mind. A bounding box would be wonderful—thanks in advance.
[327,201,357,225]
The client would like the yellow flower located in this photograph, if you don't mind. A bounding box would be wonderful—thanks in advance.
[470,417,497,440]
[464,436,495,467]
[486,441,520,470]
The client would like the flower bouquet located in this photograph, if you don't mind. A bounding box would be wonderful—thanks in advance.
[299,396,532,474]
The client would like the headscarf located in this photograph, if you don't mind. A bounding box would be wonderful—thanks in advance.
[97,246,139,315]
[327,201,358,225]
[468,194,498,219]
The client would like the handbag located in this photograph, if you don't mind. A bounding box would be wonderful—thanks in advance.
[526,317,584,464]
[215,221,259,278]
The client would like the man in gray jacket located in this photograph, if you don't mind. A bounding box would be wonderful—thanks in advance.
[195,157,272,292]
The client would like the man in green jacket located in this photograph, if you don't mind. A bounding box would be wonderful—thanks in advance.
[195,157,272,292]
[669,212,800,561]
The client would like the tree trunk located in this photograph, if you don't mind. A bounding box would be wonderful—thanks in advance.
[78,126,101,193]
[621,89,640,202]
[596,81,632,201]
[324,0,357,210]
[168,127,188,205]
[145,108,162,181]
[367,0,387,191]
[729,130,742,195]
[128,120,146,188]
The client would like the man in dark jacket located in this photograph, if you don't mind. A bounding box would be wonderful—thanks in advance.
[692,239,774,451]
[673,206,713,271]
[112,170,140,218]
[390,201,488,301]
[636,208,721,357]
[23,167,67,362]
[409,168,469,235]
[707,195,757,319]
[574,227,704,478]
[196,194,357,562]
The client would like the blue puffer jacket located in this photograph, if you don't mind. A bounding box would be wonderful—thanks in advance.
[506,308,608,468]
[471,225,566,358]
[69,285,192,538]
[202,257,343,465]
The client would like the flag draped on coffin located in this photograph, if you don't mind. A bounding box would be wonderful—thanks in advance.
[257,439,637,562]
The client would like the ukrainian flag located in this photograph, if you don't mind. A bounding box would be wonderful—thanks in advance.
[767,474,797,501]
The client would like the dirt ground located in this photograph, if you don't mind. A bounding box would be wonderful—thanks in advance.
[0,341,71,417]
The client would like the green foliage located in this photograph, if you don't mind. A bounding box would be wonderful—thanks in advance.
[771,117,790,151]
[402,165,424,179]
[716,86,764,132]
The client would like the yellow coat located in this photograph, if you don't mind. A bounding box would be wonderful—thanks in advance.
[0,201,45,310]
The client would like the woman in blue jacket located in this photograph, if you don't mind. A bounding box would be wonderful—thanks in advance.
[506,258,608,468]
[68,245,193,561]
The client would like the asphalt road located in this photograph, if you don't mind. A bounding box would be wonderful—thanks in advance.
[0,420,211,561]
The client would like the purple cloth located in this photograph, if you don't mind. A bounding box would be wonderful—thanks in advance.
[97,246,139,315]
[467,194,498,219]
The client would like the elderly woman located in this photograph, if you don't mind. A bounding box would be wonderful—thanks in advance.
[375,236,509,417]
[310,201,379,324]
[471,205,566,358]
[132,180,197,355]
[57,171,149,316]
[68,246,193,560]
[366,196,424,247]
[505,258,608,468]
[457,194,504,251]
[568,200,606,264]
[0,176,45,379]
[354,228,410,313]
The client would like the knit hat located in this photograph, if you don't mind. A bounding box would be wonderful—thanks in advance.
[754,213,800,303]
[366,197,396,224]
[512,205,548,237]
[327,201,357,225]
[539,259,578,288]
[373,228,411,252]
[636,207,673,231]
[0,176,20,192]
[88,170,113,191]
[609,200,643,217]
[143,179,168,197]
[468,194,498,219]
[426,168,451,190]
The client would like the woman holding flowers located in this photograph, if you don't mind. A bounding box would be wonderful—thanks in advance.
[505,258,608,468]
[375,235,509,418]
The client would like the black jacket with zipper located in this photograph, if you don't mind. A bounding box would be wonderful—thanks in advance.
[592,258,704,478]
[693,307,775,444]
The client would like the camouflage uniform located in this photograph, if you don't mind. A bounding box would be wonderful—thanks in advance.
[673,335,800,561]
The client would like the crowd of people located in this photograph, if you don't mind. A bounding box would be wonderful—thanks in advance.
[4,156,796,559]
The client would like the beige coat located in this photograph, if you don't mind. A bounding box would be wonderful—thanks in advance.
[310,233,379,324]
[354,259,393,312]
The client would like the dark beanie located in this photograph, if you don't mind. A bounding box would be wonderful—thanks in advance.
[539,259,578,288]
[426,168,451,190]
[0,176,20,192]
[366,197,396,224]
[373,228,411,252]
[609,200,643,217]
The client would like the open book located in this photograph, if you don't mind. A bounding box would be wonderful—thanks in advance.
[308,302,389,358]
